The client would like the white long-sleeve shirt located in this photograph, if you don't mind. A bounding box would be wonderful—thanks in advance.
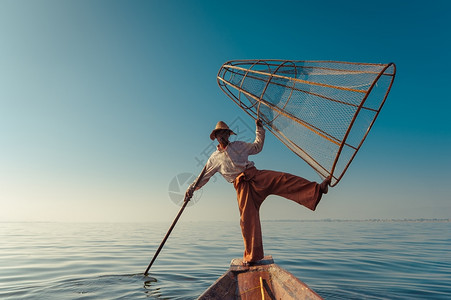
[196,125,265,189]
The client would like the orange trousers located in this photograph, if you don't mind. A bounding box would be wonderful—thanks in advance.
[233,167,321,263]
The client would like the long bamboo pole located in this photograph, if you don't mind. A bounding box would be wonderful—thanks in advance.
[144,166,207,275]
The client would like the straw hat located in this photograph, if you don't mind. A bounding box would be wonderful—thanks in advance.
[210,121,236,140]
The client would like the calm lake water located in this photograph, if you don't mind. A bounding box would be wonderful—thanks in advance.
[0,220,450,299]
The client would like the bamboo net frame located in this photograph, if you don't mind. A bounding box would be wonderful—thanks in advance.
[217,59,396,186]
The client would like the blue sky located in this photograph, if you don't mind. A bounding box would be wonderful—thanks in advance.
[0,0,449,222]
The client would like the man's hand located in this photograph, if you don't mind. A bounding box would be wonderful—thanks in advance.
[185,185,195,199]
[256,119,263,127]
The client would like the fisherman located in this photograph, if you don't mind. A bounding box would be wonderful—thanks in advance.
[186,120,331,265]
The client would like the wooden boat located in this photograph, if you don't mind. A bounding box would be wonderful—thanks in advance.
[198,256,323,299]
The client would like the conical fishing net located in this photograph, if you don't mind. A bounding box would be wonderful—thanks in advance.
[217,60,396,186]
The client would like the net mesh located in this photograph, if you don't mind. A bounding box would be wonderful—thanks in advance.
[217,59,396,186]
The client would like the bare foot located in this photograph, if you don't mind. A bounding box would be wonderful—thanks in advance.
[320,176,332,194]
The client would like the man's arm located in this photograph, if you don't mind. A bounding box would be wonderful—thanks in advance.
[248,119,265,155]
[185,156,218,198]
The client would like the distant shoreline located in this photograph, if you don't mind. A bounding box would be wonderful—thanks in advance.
[262,218,450,223]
